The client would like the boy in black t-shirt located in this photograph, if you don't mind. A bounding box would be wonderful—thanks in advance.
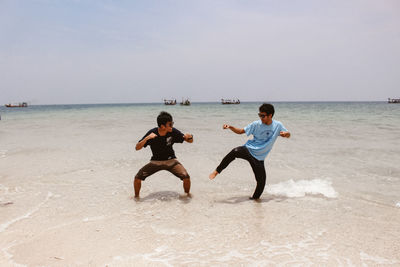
[134,111,193,198]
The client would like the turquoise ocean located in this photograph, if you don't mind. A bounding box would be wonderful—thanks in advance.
[0,102,399,266]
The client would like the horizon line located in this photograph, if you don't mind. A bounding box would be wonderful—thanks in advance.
[1,100,393,106]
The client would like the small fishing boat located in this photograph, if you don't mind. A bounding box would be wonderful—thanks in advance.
[5,102,28,108]
[388,98,400,104]
[180,98,191,106]
[164,99,177,105]
[221,98,240,104]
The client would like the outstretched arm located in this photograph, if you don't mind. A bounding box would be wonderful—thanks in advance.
[135,132,157,150]
[183,133,194,143]
[223,124,245,134]
[280,131,291,138]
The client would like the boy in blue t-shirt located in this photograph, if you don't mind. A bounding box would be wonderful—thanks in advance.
[209,103,291,200]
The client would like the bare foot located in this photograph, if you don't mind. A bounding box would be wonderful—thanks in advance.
[209,170,218,180]
[179,193,192,199]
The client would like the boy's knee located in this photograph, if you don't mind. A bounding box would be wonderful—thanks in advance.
[231,146,246,155]
[256,176,266,184]
[135,175,146,181]
[180,174,190,180]
[229,147,241,156]
[257,180,266,186]
[232,147,240,153]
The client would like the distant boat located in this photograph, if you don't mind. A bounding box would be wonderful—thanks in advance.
[164,99,177,105]
[221,98,240,104]
[388,98,400,104]
[5,102,28,108]
[180,98,191,106]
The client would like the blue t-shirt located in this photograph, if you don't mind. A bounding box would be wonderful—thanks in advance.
[244,120,287,161]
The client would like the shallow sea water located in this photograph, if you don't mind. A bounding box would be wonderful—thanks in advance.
[0,102,399,266]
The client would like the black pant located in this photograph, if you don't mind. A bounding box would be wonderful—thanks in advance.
[216,146,266,199]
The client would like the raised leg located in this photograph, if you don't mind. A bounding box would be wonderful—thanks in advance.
[212,146,250,178]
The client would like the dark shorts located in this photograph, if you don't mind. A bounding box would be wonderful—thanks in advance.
[135,159,190,181]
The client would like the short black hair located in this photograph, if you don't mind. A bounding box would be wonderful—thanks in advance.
[157,111,173,127]
[259,103,275,117]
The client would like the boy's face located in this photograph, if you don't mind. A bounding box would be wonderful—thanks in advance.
[160,121,174,132]
[258,112,273,124]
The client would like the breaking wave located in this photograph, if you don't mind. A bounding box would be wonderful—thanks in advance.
[267,179,337,198]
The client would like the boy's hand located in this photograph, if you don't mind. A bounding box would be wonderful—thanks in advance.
[184,133,194,142]
[223,124,244,134]
[280,131,290,138]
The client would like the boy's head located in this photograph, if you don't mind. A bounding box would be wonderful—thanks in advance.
[258,103,274,124]
[157,111,173,129]
[259,103,275,117]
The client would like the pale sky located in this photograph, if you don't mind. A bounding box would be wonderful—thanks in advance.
[1,0,399,104]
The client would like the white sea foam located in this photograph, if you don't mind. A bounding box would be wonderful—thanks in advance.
[0,149,7,158]
[0,184,9,194]
[360,251,399,265]
[0,192,53,232]
[104,232,335,266]
[267,179,337,198]
[82,215,106,222]
[2,241,27,267]
[0,184,24,195]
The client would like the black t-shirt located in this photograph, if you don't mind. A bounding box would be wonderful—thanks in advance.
[140,127,185,160]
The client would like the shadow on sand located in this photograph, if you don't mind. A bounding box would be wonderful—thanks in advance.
[138,191,192,203]
[217,195,288,204]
